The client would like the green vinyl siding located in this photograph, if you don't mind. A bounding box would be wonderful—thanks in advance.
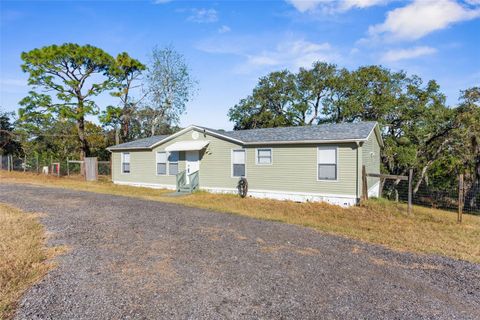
[112,128,365,197]
[245,143,358,196]
[361,130,381,191]
[152,129,243,188]
[111,149,183,186]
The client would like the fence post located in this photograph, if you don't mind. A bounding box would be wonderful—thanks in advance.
[7,155,11,171]
[0,155,2,170]
[36,154,39,174]
[362,165,368,201]
[408,168,413,214]
[23,155,26,172]
[67,158,70,176]
[458,174,464,223]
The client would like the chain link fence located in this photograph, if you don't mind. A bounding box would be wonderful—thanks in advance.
[1,154,111,179]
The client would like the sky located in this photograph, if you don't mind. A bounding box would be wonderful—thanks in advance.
[1,0,479,130]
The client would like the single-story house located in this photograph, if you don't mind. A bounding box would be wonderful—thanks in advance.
[107,121,382,206]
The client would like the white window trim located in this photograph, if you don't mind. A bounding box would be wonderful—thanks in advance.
[168,151,179,176]
[255,148,273,165]
[317,146,339,182]
[121,152,130,175]
[231,148,247,178]
[156,151,167,176]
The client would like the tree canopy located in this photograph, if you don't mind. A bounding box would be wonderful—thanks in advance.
[19,43,117,158]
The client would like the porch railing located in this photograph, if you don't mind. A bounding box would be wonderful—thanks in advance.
[176,170,199,193]
[188,171,199,192]
[176,170,187,191]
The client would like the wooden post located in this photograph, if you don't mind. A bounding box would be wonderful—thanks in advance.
[458,173,464,223]
[408,168,413,215]
[23,155,26,172]
[67,158,70,176]
[7,155,11,171]
[36,154,39,174]
[362,165,368,201]
[0,155,2,170]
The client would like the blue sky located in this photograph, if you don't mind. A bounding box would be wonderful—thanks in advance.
[1,0,479,130]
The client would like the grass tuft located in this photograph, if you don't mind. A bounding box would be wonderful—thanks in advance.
[0,203,65,319]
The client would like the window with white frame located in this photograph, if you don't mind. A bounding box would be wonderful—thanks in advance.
[232,149,246,177]
[168,151,179,175]
[122,152,130,174]
[317,147,337,180]
[256,148,272,165]
[156,151,167,175]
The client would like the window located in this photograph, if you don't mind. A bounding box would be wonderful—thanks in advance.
[318,147,337,180]
[256,148,272,165]
[156,151,167,175]
[168,151,179,175]
[232,149,246,177]
[122,152,130,174]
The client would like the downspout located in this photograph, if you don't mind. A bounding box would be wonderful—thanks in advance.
[355,142,358,202]
[355,141,361,204]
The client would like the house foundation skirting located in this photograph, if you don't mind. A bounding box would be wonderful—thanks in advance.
[202,187,358,207]
[113,180,177,190]
[112,180,358,207]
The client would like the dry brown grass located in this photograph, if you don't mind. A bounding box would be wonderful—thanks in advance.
[1,171,479,264]
[0,202,66,319]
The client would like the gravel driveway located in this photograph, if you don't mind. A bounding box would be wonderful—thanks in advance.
[1,183,479,319]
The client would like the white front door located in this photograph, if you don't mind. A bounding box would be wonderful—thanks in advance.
[185,150,200,183]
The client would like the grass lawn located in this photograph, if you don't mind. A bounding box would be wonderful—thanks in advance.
[0,203,65,319]
[1,171,479,264]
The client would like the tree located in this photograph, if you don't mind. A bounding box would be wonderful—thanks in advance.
[454,87,480,209]
[228,63,338,129]
[297,62,337,124]
[102,53,146,144]
[142,46,196,136]
[19,43,116,159]
[228,70,298,129]
[0,109,21,155]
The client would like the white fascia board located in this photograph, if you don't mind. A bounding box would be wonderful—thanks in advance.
[149,125,245,149]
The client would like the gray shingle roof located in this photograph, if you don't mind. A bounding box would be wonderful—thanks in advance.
[107,135,168,150]
[208,121,378,143]
[108,121,379,150]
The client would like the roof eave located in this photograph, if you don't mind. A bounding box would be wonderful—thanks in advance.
[148,125,245,149]
[243,138,367,145]
[107,146,152,152]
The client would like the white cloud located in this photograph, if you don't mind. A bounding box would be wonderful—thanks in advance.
[241,40,337,72]
[341,0,389,10]
[286,0,327,13]
[218,25,231,33]
[369,0,480,41]
[187,8,218,23]
[286,0,388,12]
[382,46,437,62]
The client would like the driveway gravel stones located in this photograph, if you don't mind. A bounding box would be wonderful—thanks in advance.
[0,183,479,319]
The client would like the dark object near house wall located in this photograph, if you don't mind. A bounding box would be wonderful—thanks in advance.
[238,177,248,198]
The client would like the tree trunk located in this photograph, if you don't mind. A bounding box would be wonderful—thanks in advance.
[465,159,480,210]
[77,115,90,159]
[115,125,120,145]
